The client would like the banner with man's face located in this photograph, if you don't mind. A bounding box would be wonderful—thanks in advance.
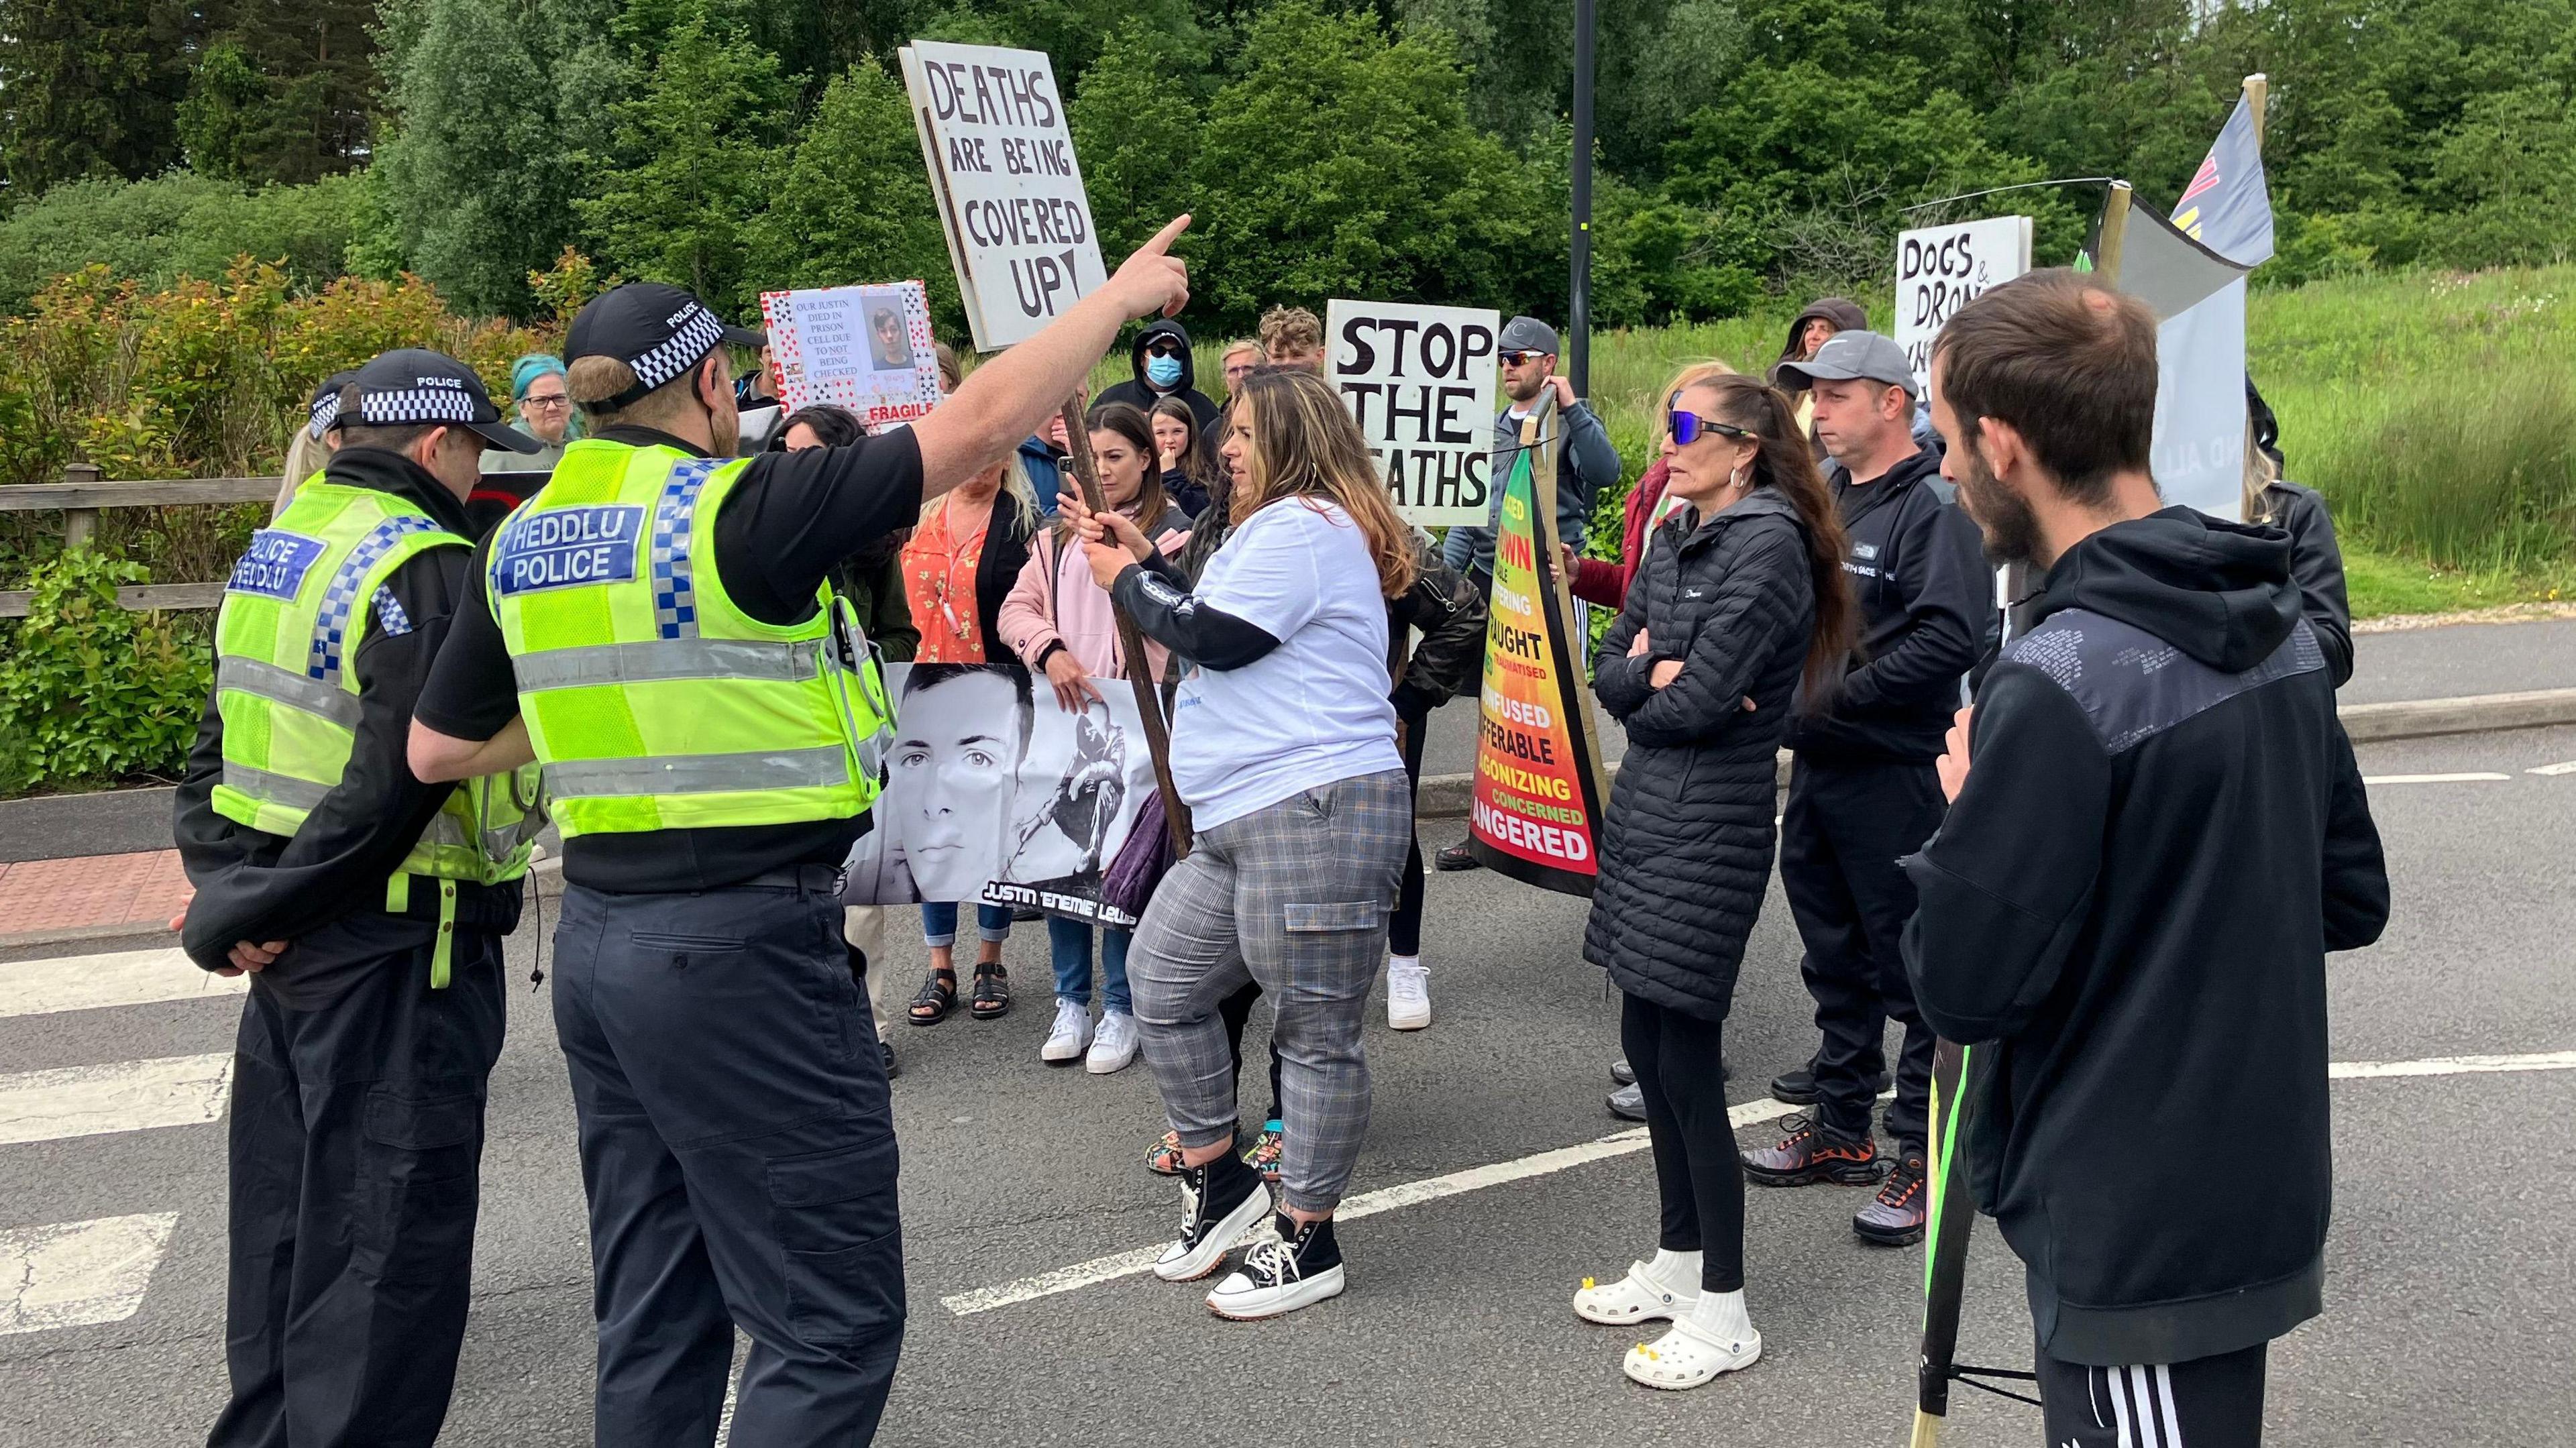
[841,663,1158,926]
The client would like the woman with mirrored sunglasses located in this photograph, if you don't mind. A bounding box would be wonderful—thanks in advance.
[1568,372,1855,1391]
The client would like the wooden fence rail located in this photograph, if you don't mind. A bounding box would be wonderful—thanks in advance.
[0,465,285,618]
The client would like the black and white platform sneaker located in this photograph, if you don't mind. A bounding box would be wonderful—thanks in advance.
[1153,1150,1272,1284]
[1205,1213,1346,1319]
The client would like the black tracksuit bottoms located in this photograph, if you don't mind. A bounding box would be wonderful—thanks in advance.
[2038,1341,2268,1447]
[209,914,506,1448]
[1781,755,1943,1154]
[553,870,902,1447]
[1621,992,1743,1294]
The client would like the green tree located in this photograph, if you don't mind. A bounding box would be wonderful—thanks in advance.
[743,63,961,326]
[0,0,197,195]
[376,0,578,315]
[180,0,380,185]
[576,0,790,312]
[1067,21,1210,260]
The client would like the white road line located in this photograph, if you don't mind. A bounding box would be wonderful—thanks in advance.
[941,1096,1809,1317]
[943,1050,2576,1318]
[2362,772,2513,785]
[2527,760,2576,777]
[0,948,246,1019]
[0,1054,233,1147]
[0,1213,181,1335]
[2329,1050,2576,1079]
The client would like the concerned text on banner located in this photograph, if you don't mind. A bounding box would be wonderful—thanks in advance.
[759,280,944,427]
[1324,299,1501,528]
[900,40,1107,351]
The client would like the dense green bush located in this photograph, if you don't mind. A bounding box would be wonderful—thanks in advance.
[0,171,384,315]
[0,549,211,790]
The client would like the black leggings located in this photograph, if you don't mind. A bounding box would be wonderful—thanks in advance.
[1621,992,1743,1293]
[1388,709,1428,957]
[1217,979,1285,1126]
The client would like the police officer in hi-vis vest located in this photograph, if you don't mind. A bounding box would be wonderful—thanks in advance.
[173,348,547,1447]
[407,215,1195,1444]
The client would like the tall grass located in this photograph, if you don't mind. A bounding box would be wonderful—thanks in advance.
[1102,268,2576,583]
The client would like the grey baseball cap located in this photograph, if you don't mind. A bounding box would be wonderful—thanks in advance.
[1774,329,1915,396]
[1499,315,1560,357]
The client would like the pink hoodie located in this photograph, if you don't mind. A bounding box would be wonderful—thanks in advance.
[997,518,1188,682]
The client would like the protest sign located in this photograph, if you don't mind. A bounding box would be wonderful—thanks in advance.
[758,280,944,428]
[1466,393,1610,895]
[1892,215,2033,393]
[841,663,1161,928]
[1324,298,1501,527]
[899,40,1105,352]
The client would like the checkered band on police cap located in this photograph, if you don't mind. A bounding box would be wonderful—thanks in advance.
[307,392,342,439]
[356,384,482,427]
[628,304,729,392]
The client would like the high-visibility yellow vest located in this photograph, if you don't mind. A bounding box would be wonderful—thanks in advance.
[212,476,542,985]
[484,439,888,840]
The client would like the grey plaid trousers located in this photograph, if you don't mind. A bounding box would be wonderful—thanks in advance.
[1128,769,1413,1213]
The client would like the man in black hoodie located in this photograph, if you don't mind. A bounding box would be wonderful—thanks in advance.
[1905,271,2388,1447]
[1743,330,1987,1247]
[1095,317,1221,432]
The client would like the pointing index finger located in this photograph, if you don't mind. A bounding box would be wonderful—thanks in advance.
[1141,213,1193,255]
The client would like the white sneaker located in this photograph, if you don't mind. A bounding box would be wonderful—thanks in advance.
[1385,958,1431,1030]
[1086,1010,1139,1074]
[1040,998,1093,1064]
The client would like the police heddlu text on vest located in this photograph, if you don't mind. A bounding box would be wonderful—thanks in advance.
[495,505,646,595]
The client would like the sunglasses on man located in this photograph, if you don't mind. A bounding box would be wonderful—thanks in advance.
[1501,349,1550,367]
[1666,400,1756,447]
[1145,340,1185,358]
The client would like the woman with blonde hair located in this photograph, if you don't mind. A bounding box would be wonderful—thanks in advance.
[271,371,358,517]
[1063,366,1415,1319]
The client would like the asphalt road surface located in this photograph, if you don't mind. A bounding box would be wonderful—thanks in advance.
[6,724,2573,1447]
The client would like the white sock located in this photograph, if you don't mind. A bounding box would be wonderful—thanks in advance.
[1389,954,1421,972]
[1646,1247,1703,1288]
[1686,1287,1753,1344]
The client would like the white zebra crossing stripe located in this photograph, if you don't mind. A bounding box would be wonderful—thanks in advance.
[0,948,247,1019]
[0,1213,181,1335]
[0,1054,233,1147]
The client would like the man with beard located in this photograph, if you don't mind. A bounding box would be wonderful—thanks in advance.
[1904,270,2388,1448]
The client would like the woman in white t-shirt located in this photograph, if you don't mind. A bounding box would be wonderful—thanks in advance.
[1062,366,1415,1321]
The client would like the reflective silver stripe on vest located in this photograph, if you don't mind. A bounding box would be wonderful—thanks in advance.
[419,813,471,848]
[545,745,851,799]
[217,655,362,729]
[222,761,331,811]
[511,637,826,693]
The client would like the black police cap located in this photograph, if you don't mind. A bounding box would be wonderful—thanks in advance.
[334,349,543,453]
[305,369,360,440]
[566,282,766,408]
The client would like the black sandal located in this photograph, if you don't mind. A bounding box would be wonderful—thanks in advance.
[908,968,957,1026]
[969,964,1011,1020]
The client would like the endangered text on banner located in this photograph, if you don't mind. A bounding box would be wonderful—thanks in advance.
[841,663,1160,928]
[1892,215,2034,393]
[1466,401,1608,895]
[759,281,944,427]
[1324,298,1501,527]
[898,40,1106,352]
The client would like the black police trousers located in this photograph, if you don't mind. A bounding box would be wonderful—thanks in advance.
[553,870,902,1447]
[208,913,506,1448]
[1780,756,1943,1156]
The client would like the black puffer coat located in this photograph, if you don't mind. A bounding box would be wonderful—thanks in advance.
[1584,488,1819,1020]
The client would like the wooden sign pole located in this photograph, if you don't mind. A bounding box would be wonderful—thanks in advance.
[1054,395,1194,856]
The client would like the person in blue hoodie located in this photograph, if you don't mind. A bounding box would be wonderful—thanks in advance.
[1095,317,1220,432]
[1907,271,2387,1448]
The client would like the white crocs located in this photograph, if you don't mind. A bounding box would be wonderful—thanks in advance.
[1572,1261,1699,1326]
[1621,1317,1762,1390]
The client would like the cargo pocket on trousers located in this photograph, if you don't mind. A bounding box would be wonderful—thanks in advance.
[767,1135,905,1346]
[360,1085,483,1282]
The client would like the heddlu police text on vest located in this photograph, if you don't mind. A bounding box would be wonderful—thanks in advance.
[494,505,645,596]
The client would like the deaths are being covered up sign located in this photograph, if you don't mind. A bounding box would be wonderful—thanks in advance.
[899,40,1106,352]
[758,280,944,428]
[1465,399,1611,895]
[1323,299,1502,528]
